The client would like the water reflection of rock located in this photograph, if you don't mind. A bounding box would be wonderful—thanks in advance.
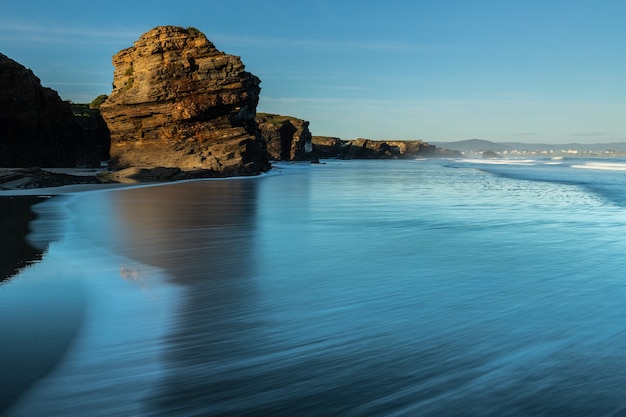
[108,180,260,414]
[0,196,45,283]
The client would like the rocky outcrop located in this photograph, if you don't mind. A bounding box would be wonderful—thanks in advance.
[0,53,100,168]
[311,136,343,159]
[256,113,313,161]
[0,167,101,190]
[100,26,270,177]
[311,137,439,159]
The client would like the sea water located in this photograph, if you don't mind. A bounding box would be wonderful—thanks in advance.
[2,158,626,416]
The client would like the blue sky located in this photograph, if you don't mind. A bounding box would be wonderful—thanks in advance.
[1,0,625,143]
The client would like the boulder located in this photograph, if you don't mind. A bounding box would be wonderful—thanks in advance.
[100,26,270,177]
[0,53,99,168]
[256,113,313,161]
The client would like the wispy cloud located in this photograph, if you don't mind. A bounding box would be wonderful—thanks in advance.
[210,34,431,53]
[0,19,142,47]
[46,82,111,87]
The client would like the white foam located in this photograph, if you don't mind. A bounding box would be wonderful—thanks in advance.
[572,162,626,171]
[462,158,538,166]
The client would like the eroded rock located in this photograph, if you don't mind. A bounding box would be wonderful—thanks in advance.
[100,26,270,176]
[310,137,438,159]
[256,113,313,161]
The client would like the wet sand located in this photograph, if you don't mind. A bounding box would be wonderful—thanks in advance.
[0,196,46,283]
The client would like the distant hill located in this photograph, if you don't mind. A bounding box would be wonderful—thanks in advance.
[432,139,626,153]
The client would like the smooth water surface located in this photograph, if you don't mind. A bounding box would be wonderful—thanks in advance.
[3,158,626,416]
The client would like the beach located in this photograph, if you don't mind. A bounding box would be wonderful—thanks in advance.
[3,158,626,416]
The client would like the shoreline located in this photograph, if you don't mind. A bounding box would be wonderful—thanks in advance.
[0,189,179,416]
[0,161,300,197]
[0,163,289,282]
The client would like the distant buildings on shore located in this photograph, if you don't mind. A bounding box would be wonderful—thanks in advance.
[463,148,626,157]
[433,140,626,158]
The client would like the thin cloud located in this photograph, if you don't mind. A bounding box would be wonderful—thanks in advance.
[210,34,431,53]
[0,19,142,46]
[47,82,111,87]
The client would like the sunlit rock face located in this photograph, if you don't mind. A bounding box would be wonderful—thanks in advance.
[100,26,270,177]
[0,53,99,168]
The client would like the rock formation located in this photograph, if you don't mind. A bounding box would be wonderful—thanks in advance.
[311,136,343,159]
[311,137,440,159]
[256,113,313,161]
[340,139,436,159]
[0,53,100,168]
[100,26,270,177]
[71,103,111,161]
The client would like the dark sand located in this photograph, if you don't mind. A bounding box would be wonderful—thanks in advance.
[0,196,46,283]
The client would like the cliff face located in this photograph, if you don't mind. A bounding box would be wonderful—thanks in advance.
[71,104,111,161]
[0,53,99,168]
[256,113,313,161]
[311,137,440,159]
[339,139,436,159]
[100,26,270,176]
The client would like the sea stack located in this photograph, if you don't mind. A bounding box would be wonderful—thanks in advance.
[100,26,270,177]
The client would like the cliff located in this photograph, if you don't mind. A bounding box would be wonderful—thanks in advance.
[71,103,111,161]
[100,26,270,177]
[311,137,457,159]
[0,53,100,168]
[341,138,430,159]
[256,113,313,161]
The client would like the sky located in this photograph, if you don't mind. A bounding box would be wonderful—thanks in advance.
[1,0,625,144]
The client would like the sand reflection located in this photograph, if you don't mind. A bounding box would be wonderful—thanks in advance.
[107,180,260,413]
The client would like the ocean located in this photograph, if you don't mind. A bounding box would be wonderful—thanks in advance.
[2,157,626,416]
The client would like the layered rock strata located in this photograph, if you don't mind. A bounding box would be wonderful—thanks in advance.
[256,113,313,161]
[0,54,99,168]
[100,26,270,176]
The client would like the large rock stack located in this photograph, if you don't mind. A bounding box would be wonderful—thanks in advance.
[0,53,99,168]
[100,26,270,177]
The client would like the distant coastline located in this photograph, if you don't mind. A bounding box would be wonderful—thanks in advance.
[432,139,626,157]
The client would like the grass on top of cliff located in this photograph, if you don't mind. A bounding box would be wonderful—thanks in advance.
[256,113,295,126]
[70,103,98,118]
[185,26,206,38]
